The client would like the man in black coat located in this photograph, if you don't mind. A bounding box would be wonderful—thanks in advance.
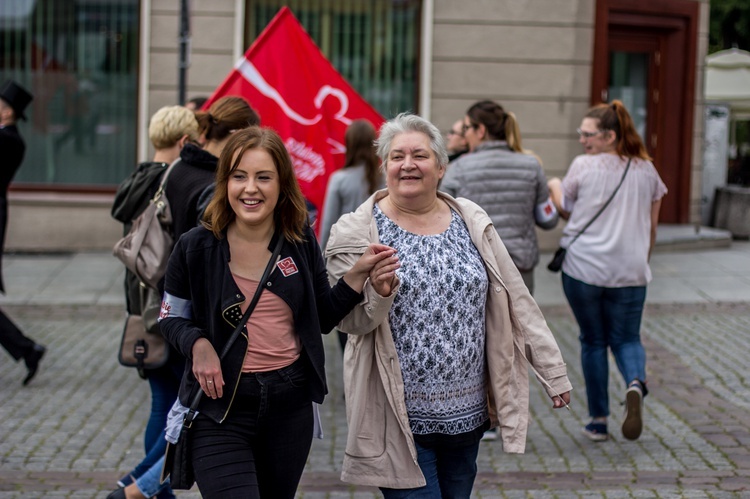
[0,79,45,385]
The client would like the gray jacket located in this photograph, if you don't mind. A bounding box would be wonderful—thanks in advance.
[441,141,557,270]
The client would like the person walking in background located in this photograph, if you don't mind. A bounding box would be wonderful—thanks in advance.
[159,127,396,498]
[0,79,46,386]
[319,120,383,353]
[319,119,383,251]
[325,113,571,497]
[446,119,468,163]
[441,100,559,297]
[108,105,201,499]
[547,100,667,442]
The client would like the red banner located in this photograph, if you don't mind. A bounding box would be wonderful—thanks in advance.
[204,7,384,229]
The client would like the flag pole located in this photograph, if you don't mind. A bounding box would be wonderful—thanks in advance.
[178,0,191,105]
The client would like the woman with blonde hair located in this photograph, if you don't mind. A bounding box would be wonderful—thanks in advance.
[109,105,200,499]
[548,100,667,442]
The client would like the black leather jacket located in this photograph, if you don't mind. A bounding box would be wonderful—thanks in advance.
[159,225,361,423]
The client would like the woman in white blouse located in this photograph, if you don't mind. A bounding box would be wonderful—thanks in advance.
[548,100,667,443]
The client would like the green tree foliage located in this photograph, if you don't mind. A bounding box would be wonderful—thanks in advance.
[709,0,750,53]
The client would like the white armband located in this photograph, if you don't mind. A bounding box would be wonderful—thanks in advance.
[535,198,557,223]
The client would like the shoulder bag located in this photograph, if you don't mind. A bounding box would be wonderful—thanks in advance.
[161,234,284,490]
[548,158,631,272]
[113,159,179,290]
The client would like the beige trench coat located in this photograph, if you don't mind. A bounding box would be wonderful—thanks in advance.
[325,190,573,489]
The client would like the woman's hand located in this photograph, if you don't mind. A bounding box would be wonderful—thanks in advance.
[369,248,400,297]
[191,337,224,399]
[551,391,571,410]
[342,243,398,293]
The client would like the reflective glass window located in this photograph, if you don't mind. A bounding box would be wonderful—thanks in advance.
[0,0,138,188]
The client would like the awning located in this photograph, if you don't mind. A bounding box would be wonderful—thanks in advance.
[705,48,750,120]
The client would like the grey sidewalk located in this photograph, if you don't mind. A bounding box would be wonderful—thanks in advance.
[1,241,749,497]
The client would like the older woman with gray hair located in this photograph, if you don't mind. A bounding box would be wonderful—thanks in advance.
[325,113,572,497]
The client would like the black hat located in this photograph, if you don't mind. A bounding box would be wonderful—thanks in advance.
[0,80,33,121]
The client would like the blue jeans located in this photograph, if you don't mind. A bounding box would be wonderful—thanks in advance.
[135,455,171,498]
[127,359,183,499]
[562,273,647,418]
[380,439,480,499]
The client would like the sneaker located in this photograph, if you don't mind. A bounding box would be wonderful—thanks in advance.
[116,474,134,488]
[622,383,643,440]
[582,421,609,441]
[481,428,498,441]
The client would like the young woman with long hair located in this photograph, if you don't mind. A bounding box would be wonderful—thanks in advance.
[548,100,667,442]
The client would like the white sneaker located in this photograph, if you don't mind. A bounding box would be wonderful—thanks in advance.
[622,383,643,440]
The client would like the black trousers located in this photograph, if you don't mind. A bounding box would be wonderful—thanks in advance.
[0,307,35,361]
[190,358,314,499]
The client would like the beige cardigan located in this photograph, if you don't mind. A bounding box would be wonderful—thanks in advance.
[325,189,573,489]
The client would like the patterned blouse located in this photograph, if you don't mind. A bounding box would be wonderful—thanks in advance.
[374,204,489,436]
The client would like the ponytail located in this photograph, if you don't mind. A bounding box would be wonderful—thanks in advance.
[611,101,650,160]
[585,100,650,160]
[504,111,523,152]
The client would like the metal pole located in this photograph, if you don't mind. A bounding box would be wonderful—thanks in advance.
[178,0,190,105]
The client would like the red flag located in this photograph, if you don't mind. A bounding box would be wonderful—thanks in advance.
[204,7,384,230]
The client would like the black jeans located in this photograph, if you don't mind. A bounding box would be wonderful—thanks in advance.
[0,308,35,360]
[190,358,313,499]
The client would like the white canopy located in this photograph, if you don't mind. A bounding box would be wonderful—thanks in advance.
[705,48,750,120]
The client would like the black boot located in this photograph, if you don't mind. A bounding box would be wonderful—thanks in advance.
[23,344,46,386]
[105,487,126,499]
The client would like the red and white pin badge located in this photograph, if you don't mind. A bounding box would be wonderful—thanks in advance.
[277,256,299,277]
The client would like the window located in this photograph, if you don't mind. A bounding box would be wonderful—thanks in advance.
[0,0,139,188]
[246,0,421,118]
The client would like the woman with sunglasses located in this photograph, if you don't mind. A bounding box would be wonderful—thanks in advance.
[547,100,667,442]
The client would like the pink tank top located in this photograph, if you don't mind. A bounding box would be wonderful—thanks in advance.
[233,273,300,373]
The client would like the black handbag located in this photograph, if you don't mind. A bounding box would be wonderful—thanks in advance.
[161,234,284,489]
[547,247,567,272]
[548,159,631,272]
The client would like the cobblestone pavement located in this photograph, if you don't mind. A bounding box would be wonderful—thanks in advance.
[0,249,749,497]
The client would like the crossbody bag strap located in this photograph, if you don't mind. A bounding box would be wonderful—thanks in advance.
[151,158,181,203]
[567,158,631,248]
[185,233,285,412]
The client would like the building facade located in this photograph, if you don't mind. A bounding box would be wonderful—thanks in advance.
[1,0,709,251]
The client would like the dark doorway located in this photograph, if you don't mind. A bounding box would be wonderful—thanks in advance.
[592,0,700,223]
